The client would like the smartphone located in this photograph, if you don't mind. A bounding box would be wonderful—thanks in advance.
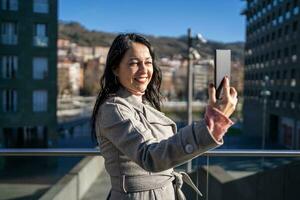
[214,49,231,99]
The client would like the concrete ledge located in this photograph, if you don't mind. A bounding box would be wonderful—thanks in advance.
[40,156,105,200]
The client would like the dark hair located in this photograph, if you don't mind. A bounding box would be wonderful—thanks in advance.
[91,33,162,143]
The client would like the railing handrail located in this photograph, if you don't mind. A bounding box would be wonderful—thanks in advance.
[1,148,300,157]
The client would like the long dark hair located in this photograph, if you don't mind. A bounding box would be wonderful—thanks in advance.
[91,33,162,142]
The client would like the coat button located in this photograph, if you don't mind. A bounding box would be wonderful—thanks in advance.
[185,144,194,154]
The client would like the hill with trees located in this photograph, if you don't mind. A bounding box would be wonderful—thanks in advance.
[59,21,244,62]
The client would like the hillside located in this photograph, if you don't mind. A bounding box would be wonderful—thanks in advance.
[59,21,244,62]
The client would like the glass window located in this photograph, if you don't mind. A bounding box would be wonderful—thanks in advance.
[277,50,281,59]
[1,0,18,11]
[293,20,298,32]
[33,23,48,47]
[276,71,280,79]
[284,25,290,34]
[291,69,296,79]
[33,57,48,79]
[33,0,48,13]
[1,22,18,45]
[283,70,287,79]
[2,89,17,112]
[266,34,270,42]
[32,90,47,112]
[286,2,291,11]
[294,6,299,15]
[292,45,297,53]
[278,28,282,37]
[35,24,46,36]
[284,47,290,57]
[271,31,276,40]
[1,56,17,79]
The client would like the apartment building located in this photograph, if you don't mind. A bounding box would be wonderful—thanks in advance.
[0,0,58,148]
[243,0,300,149]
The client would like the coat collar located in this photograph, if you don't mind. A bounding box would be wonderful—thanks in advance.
[116,86,144,113]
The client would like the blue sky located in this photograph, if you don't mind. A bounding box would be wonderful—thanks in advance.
[59,0,246,42]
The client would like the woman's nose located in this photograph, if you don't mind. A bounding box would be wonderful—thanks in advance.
[138,62,147,72]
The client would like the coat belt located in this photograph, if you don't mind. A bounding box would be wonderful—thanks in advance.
[110,171,202,200]
[172,171,203,200]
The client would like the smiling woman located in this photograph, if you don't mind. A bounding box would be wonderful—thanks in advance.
[91,33,237,200]
[113,42,153,96]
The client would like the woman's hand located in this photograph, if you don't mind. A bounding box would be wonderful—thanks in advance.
[208,77,238,118]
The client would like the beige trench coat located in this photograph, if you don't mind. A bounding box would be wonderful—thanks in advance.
[96,87,223,200]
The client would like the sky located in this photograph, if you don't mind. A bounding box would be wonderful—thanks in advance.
[59,0,246,43]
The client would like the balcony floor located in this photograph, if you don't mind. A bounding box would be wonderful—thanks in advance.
[82,167,111,200]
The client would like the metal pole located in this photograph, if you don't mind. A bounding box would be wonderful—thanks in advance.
[1,149,300,157]
[261,76,270,169]
[261,76,270,150]
[187,28,193,126]
[262,97,267,150]
[187,28,193,172]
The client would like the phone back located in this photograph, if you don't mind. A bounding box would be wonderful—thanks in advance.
[214,49,231,98]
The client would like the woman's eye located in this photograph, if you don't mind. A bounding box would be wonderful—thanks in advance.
[129,62,138,66]
[146,61,152,65]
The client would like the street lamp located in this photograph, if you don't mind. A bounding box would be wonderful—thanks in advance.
[186,28,207,172]
[261,75,271,150]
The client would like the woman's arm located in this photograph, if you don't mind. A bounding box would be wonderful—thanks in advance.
[98,98,230,172]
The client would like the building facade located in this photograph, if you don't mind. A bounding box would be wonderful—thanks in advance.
[243,0,300,149]
[0,0,57,148]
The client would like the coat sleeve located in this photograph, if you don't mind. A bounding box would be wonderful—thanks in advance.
[98,98,223,172]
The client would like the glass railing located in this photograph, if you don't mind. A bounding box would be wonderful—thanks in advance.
[181,151,300,200]
[1,149,300,200]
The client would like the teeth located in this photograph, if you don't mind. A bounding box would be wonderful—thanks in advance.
[135,77,147,82]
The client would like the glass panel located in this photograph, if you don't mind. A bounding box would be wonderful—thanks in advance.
[33,0,48,13]
[10,0,18,10]
[33,57,48,79]
[33,24,48,46]
[1,0,7,10]
[186,156,300,200]
[12,90,17,112]
[32,90,47,112]
[2,90,7,112]
[1,22,18,45]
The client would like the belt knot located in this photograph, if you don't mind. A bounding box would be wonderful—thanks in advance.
[172,171,203,200]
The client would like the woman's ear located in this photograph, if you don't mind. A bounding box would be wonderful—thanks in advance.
[113,68,119,77]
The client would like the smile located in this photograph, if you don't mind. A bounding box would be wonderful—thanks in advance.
[134,77,148,83]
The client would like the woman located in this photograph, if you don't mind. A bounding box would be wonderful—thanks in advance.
[91,33,237,200]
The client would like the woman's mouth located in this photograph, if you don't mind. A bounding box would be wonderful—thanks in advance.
[134,77,148,83]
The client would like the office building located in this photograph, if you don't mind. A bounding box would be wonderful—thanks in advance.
[242,0,300,149]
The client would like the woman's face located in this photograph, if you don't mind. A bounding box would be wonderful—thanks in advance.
[115,42,153,94]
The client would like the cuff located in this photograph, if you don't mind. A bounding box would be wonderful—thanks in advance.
[204,105,234,141]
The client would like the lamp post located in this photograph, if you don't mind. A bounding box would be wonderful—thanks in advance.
[260,75,271,169]
[186,28,206,172]
[261,75,271,150]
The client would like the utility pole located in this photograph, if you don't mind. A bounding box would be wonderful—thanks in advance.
[186,28,207,173]
[187,28,193,172]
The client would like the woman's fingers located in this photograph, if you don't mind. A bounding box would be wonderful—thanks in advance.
[208,77,238,118]
[208,83,216,105]
[223,77,230,100]
[230,87,237,98]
